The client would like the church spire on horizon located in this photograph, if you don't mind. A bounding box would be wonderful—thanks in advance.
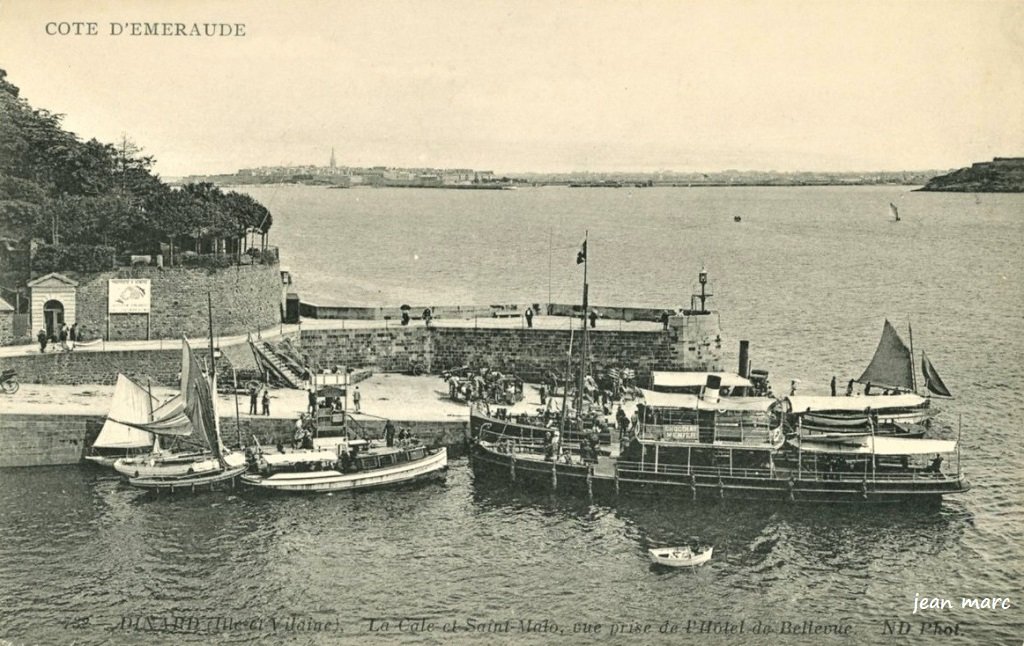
[329,147,336,169]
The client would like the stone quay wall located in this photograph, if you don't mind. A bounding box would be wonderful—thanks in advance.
[0,413,466,468]
[0,347,183,386]
[74,263,282,342]
[292,326,699,384]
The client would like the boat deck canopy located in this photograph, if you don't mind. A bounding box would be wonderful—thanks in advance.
[651,372,753,389]
[640,389,775,412]
[785,393,928,413]
[796,436,956,455]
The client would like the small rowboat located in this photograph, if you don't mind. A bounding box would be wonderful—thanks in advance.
[648,545,713,568]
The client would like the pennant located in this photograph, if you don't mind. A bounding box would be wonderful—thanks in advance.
[576,240,587,265]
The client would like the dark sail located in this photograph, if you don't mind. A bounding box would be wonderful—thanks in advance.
[857,319,915,391]
[182,338,222,460]
[921,352,953,398]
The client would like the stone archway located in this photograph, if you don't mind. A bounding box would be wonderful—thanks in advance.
[43,299,64,340]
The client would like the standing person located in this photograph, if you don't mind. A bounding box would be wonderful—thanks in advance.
[353,386,361,412]
[59,323,70,352]
[261,387,270,415]
[789,379,798,396]
[37,329,48,353]
[384,420,396,447]
[524,307,534,328]
[830,375,837,397]
[249,386,259,415]
[539,384,547,405]
[588,310,598,328]
[845,379,854,397]
[307,387,317,414]
[69,322,78,350]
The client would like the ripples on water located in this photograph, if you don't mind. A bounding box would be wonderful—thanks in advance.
[1,187,1022,644]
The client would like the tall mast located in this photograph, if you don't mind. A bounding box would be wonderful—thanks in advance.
[577,231,589,416]
[908,319,917,393]
[208,292,226,463]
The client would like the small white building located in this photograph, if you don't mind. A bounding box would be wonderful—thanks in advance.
[27,272,78,339]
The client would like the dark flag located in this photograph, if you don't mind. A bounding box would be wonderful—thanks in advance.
[576,240,587,264]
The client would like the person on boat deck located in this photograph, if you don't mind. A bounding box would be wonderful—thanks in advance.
[261,388,271,415]
[383,420,396,447]
[846,379,854,397]
[928,454,944,474]
[865,382,873,395]
[830,375,837,397]
[539,384,547,405]
[307,387,317,414]
[294,416,306,448]
[789,380,798,396]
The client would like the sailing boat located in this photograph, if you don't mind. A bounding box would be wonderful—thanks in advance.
[890,202,900,222]
[85,374,157,467]
[785,319,950,433]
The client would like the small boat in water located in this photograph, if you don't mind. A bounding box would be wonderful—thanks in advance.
[86,374,158,467]
[649,544,713,567]
[113,335,247,491]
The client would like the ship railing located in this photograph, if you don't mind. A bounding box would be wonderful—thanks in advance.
[615,459,963,483]
[640,424,777,444]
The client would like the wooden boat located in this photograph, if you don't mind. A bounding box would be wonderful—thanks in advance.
[128,464,248,492]
[241,439,447,493]
[784,320,953,434]
[649,545,713,567]
[85,374,157,467]
[112,338,247,484]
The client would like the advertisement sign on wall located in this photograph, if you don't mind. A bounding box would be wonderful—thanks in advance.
[108,279,151,314]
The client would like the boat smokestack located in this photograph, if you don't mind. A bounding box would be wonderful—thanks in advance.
[738,340,750,378]
[702,374,721,405]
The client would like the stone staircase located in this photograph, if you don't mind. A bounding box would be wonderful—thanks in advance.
[251,340,307,389]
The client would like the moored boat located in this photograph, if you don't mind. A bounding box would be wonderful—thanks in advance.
[471,374,969,505]
[86,374,158,467]
[240,438,447,493]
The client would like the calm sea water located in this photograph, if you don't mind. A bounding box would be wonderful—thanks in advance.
[1,186,1021,645]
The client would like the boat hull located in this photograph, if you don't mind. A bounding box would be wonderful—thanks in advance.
[470,442,969,505]
[113,451,247,480]
[127,464,248,492]
[649,547,713,567]
[240,448,448,493]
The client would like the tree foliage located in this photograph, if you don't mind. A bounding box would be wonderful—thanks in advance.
[0,68,274,276]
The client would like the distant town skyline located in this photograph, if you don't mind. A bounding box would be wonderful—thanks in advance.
[1,1,1021,177]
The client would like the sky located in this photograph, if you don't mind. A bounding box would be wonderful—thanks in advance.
[1,0,1022,177]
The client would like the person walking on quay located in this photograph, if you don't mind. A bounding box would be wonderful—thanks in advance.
[845,378,854,397]
[353,386,361,413]
[261,387,271,416]
[588,310,598,328]
[830,375,837,397]
[69,322,78,350]
[59,323,70,352]
[37,329,48,353]
[249,385,259,415]
[524,306,534,329]
[384,419,396,448]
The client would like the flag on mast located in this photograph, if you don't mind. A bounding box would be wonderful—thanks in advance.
[576,240,587,265]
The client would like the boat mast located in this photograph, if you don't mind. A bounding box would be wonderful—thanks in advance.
[208,293,227,466]
[577,231,589,417]
[908,319,917,393]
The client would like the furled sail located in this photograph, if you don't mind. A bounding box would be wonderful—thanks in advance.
[921,352,953,398]
[857,319,915,391]
[95,374,156,449]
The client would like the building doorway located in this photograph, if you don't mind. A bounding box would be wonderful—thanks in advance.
[43,299,64,340]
